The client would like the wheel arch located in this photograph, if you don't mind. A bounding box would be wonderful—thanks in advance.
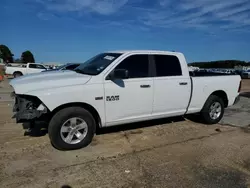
[208,90,228,108]
[13,71,23,75]
[50,102,102,128]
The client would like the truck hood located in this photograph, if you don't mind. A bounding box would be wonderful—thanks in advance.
[10,70,92,94]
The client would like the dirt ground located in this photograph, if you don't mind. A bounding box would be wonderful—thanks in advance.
[0,79,250,188]
[242,79,250,92]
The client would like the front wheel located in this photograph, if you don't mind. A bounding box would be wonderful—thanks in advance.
[200,95,225,124]
[48,107,96,150]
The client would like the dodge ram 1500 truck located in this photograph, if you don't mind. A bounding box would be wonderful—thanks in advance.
[5,63,47,78]
[9,50,241,150]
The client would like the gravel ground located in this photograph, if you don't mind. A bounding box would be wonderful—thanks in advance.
[0,79,250,188]
[219,79,250,127]
[220,95,250,127]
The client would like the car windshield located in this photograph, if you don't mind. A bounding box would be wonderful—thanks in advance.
[74,53,121,75]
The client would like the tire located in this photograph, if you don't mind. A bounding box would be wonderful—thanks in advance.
[48,107,96,150]
[200,95,225,124]
[13,72,22,78]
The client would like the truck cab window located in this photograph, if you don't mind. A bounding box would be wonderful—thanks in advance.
[154,55,182,76]
[29,64,46,69]
[114,55,149,79]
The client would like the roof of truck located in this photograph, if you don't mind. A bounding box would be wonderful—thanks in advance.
[108,50,182,55]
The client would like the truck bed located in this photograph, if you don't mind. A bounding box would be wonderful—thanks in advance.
[189,71,236,77]
[186,74,241,115]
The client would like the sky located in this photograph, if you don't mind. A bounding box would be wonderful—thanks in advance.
[1,0,250,63]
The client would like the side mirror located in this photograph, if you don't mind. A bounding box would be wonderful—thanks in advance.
[109,69,129,80]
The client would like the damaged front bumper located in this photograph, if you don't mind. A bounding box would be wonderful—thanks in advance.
[12,93,48,123]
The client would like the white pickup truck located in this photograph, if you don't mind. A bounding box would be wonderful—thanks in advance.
[10,50,241,150]
[5,63,47,78]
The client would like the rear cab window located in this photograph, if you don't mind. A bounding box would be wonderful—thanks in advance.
[153,54,182,77]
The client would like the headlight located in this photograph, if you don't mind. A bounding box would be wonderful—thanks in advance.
[37,104,46,111]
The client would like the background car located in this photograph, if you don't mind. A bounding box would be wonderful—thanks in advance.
[42,63,80,72]
[5,63,47,78]
[242,70,250,79]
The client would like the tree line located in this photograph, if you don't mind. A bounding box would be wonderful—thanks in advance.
[189,60,250,69]
[0,44,35,64]
[1,44,249,68]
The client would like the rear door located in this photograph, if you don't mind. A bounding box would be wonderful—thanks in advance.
[104,54,154,125]
[152,54,191,117]
[22,64,28,75]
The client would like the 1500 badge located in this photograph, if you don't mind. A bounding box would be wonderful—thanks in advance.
[106,96,119,101]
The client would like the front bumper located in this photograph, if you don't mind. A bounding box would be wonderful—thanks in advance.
[13,107,47,123]
[12,93,48,123]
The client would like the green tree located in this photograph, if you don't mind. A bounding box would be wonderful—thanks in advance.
[21,51,35,63]
[0,45,14,63]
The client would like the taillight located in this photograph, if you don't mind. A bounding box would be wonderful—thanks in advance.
[238,80,242,93]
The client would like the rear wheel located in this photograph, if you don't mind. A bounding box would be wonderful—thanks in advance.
[200,95,224,124]
[48,107,96,150]
[13,72,23,78]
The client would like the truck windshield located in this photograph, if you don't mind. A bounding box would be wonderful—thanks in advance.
[74,53,121,75]
[57,64,67,70]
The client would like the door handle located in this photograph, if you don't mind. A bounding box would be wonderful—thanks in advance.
[179,82,188,85]
[140,85,151,88]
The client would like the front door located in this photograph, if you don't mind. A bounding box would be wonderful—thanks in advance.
[104,54,154,126]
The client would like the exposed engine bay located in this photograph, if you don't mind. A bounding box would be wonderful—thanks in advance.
[12,93,48,122]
